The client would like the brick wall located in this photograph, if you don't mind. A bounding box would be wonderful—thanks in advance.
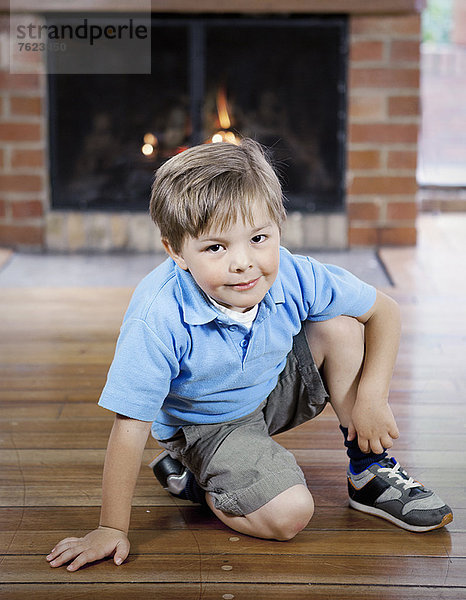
[347,14,421,246]
[0,16,47,250]
[0,10,422,251]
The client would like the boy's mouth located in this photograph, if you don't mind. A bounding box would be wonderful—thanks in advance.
[227,277,260,291]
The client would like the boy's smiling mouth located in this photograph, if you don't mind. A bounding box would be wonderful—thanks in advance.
[227,277,261,291]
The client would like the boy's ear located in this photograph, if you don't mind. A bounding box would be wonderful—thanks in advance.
[162,238,188,271]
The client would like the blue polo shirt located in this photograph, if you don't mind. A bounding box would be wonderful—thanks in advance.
[98,247,376,440]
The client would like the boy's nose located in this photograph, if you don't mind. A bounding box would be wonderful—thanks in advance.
[230,249,253,272]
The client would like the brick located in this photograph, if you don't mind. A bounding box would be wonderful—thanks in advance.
[0,148,4,170]
[386,201,418,220]
[349,67,420,90]
[349,94,386,120]
[11,149,45,169]
[388,95,420,117]
[378,226,417,246]
[348,149,382,170]
[348,201,380,221]
[351,15,421,37]
[387,149,418,169]
[11,200,44,219]
[0,123,41,142]
[350,40,384,62]
[349,224,417,247]
[0,72,40,91]
[349,123,418,144]
[0,174,43,192]
[9,95,43,116]
[390,40,420,63]
[348,226,378,247]
[0,224,44,247]
[0,198,7,218]
[349,176,417,195]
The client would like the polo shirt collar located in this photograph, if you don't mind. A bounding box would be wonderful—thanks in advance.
[174,261,285,326]
[175,264,218,325]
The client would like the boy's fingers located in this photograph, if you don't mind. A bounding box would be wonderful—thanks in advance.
[47,537,80,560]
[369,436,390,455]
[67,551,95,572]
[49,546,83,568]
[67,547,107,572]
[114,539,130,565]
[54,537,80,548]
[67,540,125,571]
[347,423,356,441]
[358,437,370,453]
[390,426,400,439]
[381,435,394,450]
[47,546,73,564]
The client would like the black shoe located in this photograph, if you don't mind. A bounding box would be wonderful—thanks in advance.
[149,450,189,495]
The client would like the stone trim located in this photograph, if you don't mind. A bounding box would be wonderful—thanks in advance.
[45,211,348,252]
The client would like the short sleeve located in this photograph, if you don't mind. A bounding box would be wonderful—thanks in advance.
[98,318,180,421]
[306,258,377,321]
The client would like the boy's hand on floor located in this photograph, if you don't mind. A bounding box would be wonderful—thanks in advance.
[348,400,399,455]
[46,526,130,572]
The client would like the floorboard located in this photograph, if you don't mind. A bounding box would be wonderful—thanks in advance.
[0,584,464,600]
[1,215,466,598]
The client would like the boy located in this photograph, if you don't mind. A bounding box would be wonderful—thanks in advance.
[47,139,452,572]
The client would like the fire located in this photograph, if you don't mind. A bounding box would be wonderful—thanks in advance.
[216,86,231,130]
[141,132,158,157]
[210,87,239,145]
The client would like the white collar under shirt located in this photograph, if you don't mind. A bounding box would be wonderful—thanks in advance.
[208,296,259,331]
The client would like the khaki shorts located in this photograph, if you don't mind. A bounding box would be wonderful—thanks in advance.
[157,326,329,516]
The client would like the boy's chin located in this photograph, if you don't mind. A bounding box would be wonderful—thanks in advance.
[226,297,265,313]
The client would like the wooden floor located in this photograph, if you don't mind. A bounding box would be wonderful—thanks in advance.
[1,214,466,599]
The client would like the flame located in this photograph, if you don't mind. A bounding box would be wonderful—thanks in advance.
[142,133,159,157]
[142,143,154,156]
[210,87,239,145]
[144,132,158,146]
[216,87,231,130]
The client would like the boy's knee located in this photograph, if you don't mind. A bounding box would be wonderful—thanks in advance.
[305,315,364,361]
[266,486,314,541]
[309,315,363,342]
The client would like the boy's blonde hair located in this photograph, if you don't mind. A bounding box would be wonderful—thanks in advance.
[150,138,286,253]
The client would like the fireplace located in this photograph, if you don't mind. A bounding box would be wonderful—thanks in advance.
[0,1,422,251]
[48,16,348,215]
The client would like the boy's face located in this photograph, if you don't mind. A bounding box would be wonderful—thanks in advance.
[164,203,281,313]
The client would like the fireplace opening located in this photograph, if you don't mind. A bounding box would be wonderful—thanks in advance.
[48,15,348,214]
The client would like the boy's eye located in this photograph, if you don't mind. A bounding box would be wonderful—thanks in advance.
[206,244,223,253]
[251,234,266,244]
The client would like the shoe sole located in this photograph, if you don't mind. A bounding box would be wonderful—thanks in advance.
[349,498,453,532]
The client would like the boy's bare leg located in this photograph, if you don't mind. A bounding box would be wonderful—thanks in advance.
[305,316,365,428]
[205,483,314,541]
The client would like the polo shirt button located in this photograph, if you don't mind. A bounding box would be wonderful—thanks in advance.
[228,325,238,332]
[240,339,248,348]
